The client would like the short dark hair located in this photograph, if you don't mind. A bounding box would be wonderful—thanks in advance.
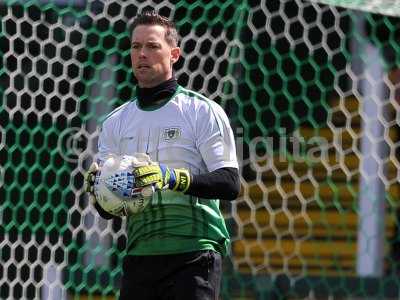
[130,10,179,47]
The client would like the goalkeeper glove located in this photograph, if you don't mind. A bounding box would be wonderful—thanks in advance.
[133,163,191,193]
[84,162,99,204]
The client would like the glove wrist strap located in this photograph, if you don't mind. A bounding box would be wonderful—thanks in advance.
[171,168,191,193]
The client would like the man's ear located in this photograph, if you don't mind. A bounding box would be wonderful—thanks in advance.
[171,47,181,64]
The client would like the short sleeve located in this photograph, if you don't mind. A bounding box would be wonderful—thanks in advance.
[96,119,119,164]
[196,101,238,172]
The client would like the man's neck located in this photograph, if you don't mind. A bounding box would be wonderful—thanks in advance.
[136,77,178,108]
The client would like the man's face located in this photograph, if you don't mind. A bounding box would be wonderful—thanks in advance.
[131,25,180,88]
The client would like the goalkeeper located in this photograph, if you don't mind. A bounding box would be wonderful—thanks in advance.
[85,10,240,300]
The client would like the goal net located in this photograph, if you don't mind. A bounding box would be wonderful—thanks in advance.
[1,0,400,299]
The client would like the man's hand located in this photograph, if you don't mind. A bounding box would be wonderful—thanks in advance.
[133,163,191,193]
[84,161,116,220]
[84,162,99,204]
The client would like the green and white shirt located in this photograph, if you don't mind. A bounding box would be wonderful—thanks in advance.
[97,86,238,256]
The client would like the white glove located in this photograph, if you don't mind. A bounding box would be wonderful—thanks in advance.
[84,161,99,205]
[127,153,155,197]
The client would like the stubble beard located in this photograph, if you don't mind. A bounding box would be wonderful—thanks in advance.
[136,69,168,88]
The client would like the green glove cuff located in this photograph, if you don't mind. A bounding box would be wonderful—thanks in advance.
[171,168,191,193]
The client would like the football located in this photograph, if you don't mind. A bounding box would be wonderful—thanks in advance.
[94,155,153,217]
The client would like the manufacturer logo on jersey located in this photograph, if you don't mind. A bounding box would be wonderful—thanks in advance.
[163,127,181,141]
[121,136,135,141]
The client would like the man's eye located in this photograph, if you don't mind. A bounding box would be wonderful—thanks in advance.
[132,45,140,49]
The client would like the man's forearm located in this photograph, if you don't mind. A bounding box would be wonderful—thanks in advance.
[185,167,240,200]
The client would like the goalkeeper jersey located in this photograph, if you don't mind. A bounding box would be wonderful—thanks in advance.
[97,85,238,256]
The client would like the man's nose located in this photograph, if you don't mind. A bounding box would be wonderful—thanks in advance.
[139,48,146,58]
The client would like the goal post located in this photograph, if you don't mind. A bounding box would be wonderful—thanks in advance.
[2,1,400,299]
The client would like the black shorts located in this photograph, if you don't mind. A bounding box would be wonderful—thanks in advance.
[119,250,222,300]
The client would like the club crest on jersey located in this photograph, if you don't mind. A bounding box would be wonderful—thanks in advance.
[163,127,181,141]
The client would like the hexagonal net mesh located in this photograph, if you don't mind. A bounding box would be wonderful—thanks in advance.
[1,0,400,299]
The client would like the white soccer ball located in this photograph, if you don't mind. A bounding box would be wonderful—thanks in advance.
[94,155,153,217]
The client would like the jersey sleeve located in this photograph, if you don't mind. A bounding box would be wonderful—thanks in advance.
[196,101,239,172]
[96,118,119,164]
